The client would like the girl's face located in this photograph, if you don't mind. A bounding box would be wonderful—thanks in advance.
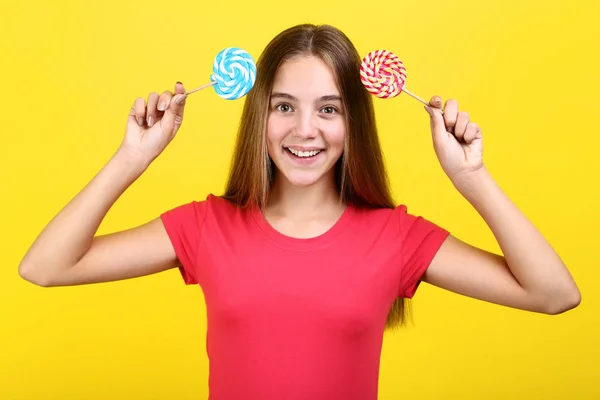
[267,55,346,188]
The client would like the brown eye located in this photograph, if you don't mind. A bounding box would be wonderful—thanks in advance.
[276,104,292,112]
[321,106,336,114]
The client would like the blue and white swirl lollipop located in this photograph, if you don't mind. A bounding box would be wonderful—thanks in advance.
[186,47,256,100]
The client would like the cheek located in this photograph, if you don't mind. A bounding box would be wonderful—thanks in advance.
[324,122,346,152]
[267,115,289,148]
[266,118,279,157]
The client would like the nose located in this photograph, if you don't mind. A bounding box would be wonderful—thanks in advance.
[293,111,318,139]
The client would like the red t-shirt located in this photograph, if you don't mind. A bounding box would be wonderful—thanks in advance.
[160,194,449,399]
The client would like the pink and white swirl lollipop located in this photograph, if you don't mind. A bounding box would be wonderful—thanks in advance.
[360,50,430,106]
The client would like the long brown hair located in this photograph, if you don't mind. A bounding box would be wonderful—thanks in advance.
[222,24,410,329]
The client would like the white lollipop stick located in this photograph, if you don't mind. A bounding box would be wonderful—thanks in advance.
[401,89,429,107]
[185,80,217,96]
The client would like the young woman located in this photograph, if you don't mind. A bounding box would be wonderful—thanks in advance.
[19,24,580,399]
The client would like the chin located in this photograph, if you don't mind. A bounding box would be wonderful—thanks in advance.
[282,172,327,187]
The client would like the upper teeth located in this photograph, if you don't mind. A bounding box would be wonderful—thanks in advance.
[288,148,321,157]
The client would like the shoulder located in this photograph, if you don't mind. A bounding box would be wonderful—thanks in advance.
[159,193,242,227]
[351,203,429,227]
[351,203,449,243]
[162,193,238,213]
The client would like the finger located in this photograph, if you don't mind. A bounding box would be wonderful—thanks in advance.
[463,122,481,144]
[454,111,470,141]
[429,95,443,111]
[157,90,173,112]
[146,92,159,127]
[131,97,146,126]
[424,103,447,145]
[442,99,459,134]
[174,81,186,105]
[162,82,187,136]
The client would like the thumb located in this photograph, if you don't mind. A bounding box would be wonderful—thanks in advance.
[161,82,187,136]
[424,104,446,144]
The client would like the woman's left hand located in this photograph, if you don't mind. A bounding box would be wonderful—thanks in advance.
[425,96,484,185]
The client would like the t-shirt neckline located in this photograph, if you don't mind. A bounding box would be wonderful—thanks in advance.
[251,203,356,250]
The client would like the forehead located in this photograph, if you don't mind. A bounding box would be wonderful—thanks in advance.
[271,55,340,97]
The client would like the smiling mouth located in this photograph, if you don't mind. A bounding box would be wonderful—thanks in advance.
[286,147,322,158]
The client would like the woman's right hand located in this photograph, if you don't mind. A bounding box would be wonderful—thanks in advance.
[118,81,188,168]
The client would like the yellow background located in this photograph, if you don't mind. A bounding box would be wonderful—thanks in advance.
[1,0,598,398]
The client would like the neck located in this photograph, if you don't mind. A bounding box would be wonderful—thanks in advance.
[266,172,343,219]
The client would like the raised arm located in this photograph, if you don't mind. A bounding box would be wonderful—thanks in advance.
[420,97,580,314]
[19,82,189,287]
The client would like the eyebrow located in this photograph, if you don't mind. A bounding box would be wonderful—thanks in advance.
[270,92,342,102]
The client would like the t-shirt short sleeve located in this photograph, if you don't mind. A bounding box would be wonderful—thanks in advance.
[396,205,450,298]
[160,199,208,285]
